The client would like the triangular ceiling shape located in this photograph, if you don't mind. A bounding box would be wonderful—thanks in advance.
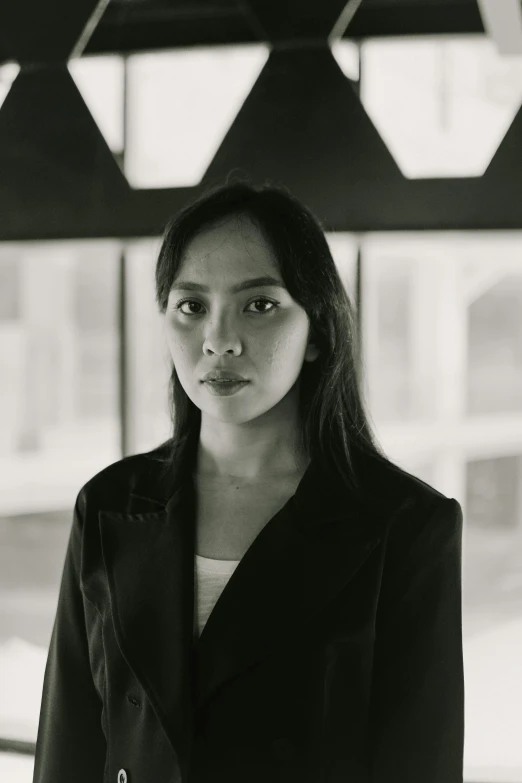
[201,45,404,220]
[0,65,130,239]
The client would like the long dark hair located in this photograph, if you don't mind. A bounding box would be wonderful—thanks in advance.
[153,177,394,502]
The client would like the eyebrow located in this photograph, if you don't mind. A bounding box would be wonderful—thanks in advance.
[170,275,286,294]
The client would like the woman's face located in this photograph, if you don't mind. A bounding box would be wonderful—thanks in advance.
[163,213,319,425]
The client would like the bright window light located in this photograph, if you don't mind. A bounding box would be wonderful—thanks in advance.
[68,55,125,154]
[331,39,359,81]
[360,36,522,178]
[124,44,270,189]
[0,62,20,110]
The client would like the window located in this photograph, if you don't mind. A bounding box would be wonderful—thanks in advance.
[360,231,522,781]
[360,36,522,178]
[0,241,120,780]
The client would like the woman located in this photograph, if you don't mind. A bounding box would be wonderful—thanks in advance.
[33,180,465,783]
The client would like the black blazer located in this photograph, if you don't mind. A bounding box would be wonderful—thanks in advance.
[33,440,465,783]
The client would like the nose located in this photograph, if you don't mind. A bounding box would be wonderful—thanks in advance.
[202,313,242,356]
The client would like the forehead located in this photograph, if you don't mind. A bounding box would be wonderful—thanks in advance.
[178,215,278,277]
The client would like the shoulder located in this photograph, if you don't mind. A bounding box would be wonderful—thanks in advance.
[76,439,172,513]
[362,457,464,633]
[357,450,463,550]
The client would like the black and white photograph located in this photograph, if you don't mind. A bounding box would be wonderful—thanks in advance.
[0,1,521,782]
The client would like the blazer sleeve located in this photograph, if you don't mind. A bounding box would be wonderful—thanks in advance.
[33,488,106,782]
[369,496,465,783]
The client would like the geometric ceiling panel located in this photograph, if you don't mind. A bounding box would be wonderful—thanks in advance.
[69,55,124,154]
[361,35,522,178]
[124,44,269,189]
[0,61,20,110]
[0,65,129,237]
[201,45,403,208]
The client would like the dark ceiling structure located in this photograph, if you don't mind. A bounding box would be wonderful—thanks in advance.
[0,0,521,240]
[0,0,488,61]
[68,0,488,54]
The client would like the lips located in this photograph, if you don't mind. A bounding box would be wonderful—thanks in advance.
[202,371,248,382]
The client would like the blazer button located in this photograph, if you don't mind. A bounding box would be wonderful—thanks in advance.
[271,737,297,762]
[117,770,128,783]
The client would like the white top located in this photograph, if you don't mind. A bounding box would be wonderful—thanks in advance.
[194,554,241,637]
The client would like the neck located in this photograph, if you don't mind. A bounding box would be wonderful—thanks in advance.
[195,397,309,481]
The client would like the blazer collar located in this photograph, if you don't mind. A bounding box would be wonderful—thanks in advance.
[97,442,391,774]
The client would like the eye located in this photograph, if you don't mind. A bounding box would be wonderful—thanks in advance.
[173,297,279,316]
[174,299,203,315]
[246,297,279,314]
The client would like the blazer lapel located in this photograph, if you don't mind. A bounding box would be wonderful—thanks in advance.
[194,474,383,714]
[98,446,387,768]
[98,457,197,770]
